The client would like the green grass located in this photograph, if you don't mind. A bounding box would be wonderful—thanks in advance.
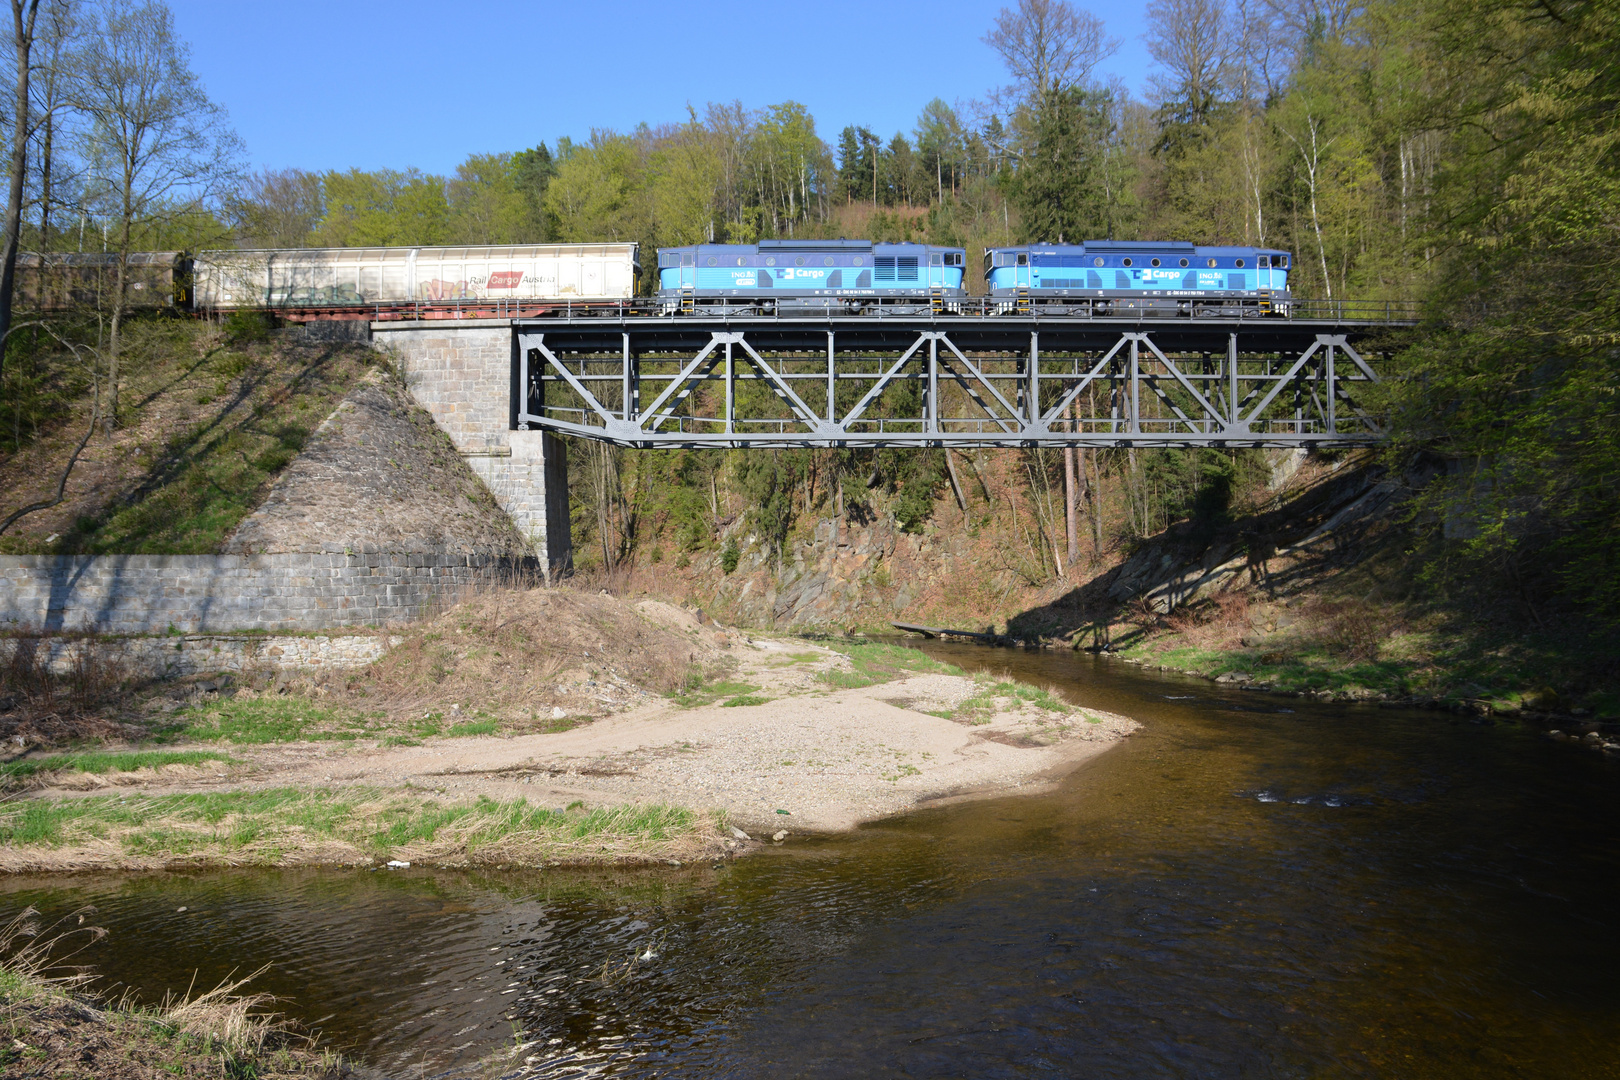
[151,696,382,744]
[0,789,703,862]
[151,696,512,745]
[668,674,765,709]
[0,750,234,782]
[812,640,964,689]
[945,678,1074,724]
[1122,640,1424,699]
[0,320,375,556]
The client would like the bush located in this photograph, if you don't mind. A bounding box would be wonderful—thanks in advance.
[720,537,740,574]
[222,309,273,344]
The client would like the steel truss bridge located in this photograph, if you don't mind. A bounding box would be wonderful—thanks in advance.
[513,313,1412,449]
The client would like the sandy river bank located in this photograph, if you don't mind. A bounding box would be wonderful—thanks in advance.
[0,617,1138,872]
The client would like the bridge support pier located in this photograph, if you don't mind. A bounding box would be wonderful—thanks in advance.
[372,319,572,579]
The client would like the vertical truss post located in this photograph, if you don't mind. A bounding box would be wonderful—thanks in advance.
[1128,335,1140,435]
[826,330,835,425]
[1227,333,1239,432]
[927,334,939,435]
[1325,341,1336,433]
[1028,331,1040,426]
[724,338,734,436]
[621,332,631,422]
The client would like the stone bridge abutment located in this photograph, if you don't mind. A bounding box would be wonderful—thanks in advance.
[371,320,572,577]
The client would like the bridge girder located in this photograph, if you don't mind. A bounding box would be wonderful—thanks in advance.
[512,316,1399,449]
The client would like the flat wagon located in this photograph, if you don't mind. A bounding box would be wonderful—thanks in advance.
[193,243,640,319]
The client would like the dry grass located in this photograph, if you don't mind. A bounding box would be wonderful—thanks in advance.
[1,906,340,1078]
[0,640,138,751]
[340,585,715,720]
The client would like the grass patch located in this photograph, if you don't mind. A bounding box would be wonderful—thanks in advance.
[0,750,233,783]
[813,639,964,689]
[668,670,763,709]
[945,678,1074,724]
[0,319,375,556]
[0,789,707,865]
[720,694,770,707]
[1123,639,1424,699]
[152,696,394,744]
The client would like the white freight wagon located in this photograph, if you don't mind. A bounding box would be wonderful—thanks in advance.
[193,243,640,310]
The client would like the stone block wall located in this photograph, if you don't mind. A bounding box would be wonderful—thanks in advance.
[372,320,572,575]
[0,633,400,679]
[0,552,535,635]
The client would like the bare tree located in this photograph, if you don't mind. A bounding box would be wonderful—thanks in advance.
[1144,0,1231,114]
[0,0,41,385]
[984,0,1120,101]
[32,0,82,254]
[231,167,322,248]
[73,0,240,429]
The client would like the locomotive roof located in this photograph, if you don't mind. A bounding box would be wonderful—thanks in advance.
[675,240,963,253]
[1000,240,1290,256]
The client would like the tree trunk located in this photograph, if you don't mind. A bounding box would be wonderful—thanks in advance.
[106,211,132,431]
[0,0,39,386]
[1063,445,1079,570]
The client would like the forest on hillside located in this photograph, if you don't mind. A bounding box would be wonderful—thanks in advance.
[0,0,1615,636]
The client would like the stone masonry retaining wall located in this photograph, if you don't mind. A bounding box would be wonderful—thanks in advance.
[0,633,401,679]
[0,552,536,635]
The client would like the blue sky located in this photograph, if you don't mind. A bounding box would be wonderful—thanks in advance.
[166,1,1155,176]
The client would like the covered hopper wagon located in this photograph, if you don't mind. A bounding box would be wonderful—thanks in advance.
[192,243,640,320]
[14,250,191,311]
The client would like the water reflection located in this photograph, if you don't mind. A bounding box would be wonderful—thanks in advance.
[4,645,1617,1078]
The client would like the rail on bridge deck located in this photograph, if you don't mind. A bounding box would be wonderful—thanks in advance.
[512,310,1414,450]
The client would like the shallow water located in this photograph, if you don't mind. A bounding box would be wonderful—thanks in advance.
[6,645,1618,1078]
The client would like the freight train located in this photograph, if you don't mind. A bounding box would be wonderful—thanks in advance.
[985,240,1292,316]
[10,238,1296,320]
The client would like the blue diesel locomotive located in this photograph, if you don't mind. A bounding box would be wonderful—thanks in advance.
[985,240,1292,317]
[657,238,967,314]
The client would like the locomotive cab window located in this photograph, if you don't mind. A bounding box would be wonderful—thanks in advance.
[1016,253,1028,266]
[930,253,943,267]
[1258,256,1270,268]
[680,252,695,267]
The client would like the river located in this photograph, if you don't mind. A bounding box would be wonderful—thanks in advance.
[4,643,1617,1078]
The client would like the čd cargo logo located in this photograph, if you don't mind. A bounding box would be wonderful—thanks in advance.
[486,271,525,290]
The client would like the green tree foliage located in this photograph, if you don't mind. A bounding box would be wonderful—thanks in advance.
[1013,86,1112,242]
[1379,0,1620,624]
[316,168,449,247]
